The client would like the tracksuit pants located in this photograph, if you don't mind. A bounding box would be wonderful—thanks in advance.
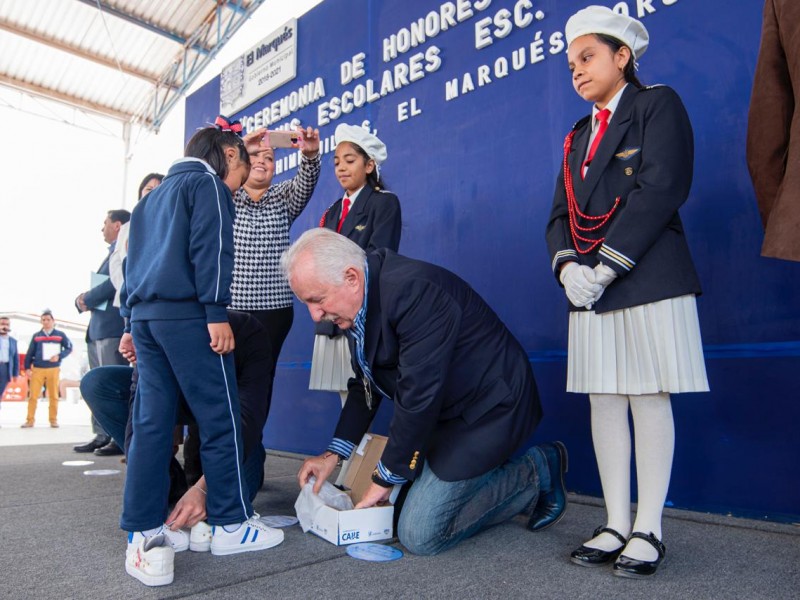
[121,318,252,531]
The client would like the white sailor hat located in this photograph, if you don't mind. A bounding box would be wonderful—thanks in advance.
[565,5,649,60]
[334,124,388,167]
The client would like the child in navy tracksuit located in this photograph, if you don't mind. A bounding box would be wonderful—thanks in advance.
[120,119,283,587]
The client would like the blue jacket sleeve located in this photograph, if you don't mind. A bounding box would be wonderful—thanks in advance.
[82,278,116,311]
[59,332,73,361]
[189,174,235,323]
[10,339,19,377]
[24,336,36,370]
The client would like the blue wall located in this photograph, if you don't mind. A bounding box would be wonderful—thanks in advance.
[186,0,800,522]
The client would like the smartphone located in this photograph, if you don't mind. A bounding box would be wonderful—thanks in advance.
[265,129,301,148]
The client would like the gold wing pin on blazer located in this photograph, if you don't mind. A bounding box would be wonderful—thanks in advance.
[615,147,641,160]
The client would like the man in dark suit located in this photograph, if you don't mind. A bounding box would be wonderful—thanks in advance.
[284,228,568,556]
[0,316,20,414]
[74,209,131,455]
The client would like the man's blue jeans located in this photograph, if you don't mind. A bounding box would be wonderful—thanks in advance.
[79,365,263,503]
[396,447,551,556]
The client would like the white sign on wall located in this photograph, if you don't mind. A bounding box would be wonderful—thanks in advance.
[220,19,298,116]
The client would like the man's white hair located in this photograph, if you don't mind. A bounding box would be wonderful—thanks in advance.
[281,228,366,286]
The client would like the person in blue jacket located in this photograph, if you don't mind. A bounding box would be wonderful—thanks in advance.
[0,315,20,410]
[119,118,283,587]
[545,6,709,578]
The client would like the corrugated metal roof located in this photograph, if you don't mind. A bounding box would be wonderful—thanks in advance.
[0,0,265,130]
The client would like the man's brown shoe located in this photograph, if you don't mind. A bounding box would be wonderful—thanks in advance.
[50,422,60,428]
[20,422,34,428]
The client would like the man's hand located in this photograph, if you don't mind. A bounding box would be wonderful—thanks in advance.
[208,322,235,355]
[354,482,392,509]
[119,333,136,363]
[166,480,207,529]
[48,355,59,363]
[300,126,321,157]
[75,293,88,312]
[25,369,32,378]
[298,452,340,493]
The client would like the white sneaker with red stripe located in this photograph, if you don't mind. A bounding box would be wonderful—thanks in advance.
[125,533,174,587]
[210,513,284,556]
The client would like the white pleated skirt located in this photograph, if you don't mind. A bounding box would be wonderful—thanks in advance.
[567,294,709,395]
[309,334,355,392]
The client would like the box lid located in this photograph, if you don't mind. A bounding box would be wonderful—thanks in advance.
[343,433,388,505]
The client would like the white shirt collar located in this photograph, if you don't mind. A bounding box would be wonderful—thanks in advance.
[345,186,365,206]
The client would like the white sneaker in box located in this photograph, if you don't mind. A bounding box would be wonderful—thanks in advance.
[125,533,175,587]
[210,514,284,556]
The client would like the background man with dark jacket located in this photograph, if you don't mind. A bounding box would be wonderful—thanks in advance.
[74,209,131,455]
[0,315,20,414]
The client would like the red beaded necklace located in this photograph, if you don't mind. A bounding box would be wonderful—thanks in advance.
[562,129,620,254]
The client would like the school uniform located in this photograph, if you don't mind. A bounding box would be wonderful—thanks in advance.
[121,158,252,531]
[546,84,709,395]
[309,186,402,391]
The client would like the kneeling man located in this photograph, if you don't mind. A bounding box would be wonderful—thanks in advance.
[283,229,568,555]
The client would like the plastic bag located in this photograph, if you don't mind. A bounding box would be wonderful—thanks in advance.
[294,476,355,532]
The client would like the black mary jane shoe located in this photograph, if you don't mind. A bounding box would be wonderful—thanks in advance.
[570,526,627,567]
[613,531,666,578]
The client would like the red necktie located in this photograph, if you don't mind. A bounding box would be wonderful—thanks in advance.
[336,197,351,233]
[582,108,611,179]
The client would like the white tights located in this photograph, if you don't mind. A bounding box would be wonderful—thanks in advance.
[583,392,674,561]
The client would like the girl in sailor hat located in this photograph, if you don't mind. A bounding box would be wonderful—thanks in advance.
[309,124,402,405]
[544,5,709,578]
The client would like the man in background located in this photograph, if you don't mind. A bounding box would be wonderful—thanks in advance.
[73,209,130,455]
[21,310,72,428]
[0,315,20,421]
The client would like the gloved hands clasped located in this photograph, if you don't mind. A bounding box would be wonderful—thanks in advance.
[559,262,618,310]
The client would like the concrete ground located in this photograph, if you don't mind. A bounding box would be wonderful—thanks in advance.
[1,399,798,599]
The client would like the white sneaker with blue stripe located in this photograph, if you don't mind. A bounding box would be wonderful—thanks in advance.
[210,513,284,556]
[127,525,189,555]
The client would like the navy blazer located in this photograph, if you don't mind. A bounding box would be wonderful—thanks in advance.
[81,244,125,341]
[317,186,402,336]
[545,84,702,313]
[334,249,543,483]
[1,336,19,379]
[321,187,402,252]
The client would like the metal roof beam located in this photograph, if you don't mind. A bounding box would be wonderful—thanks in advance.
[0,72,151,126]
[74,0,212,55]
[141,0,267,131]
[224,1,248,16]
[0,17,177,90]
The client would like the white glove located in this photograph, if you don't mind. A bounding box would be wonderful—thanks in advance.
[560,262,603,308]
[591,263,618,305]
